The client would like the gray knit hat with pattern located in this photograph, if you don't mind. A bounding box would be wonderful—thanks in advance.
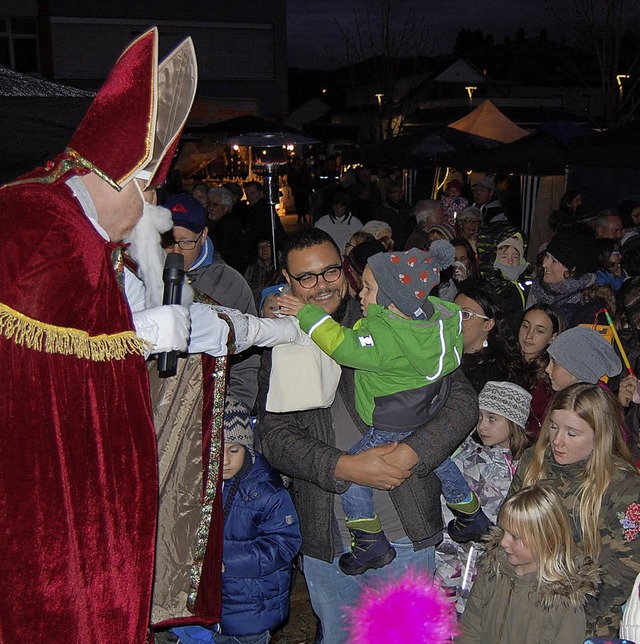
[478,381,532,429]
[367,240,455,319]
[547,326,621,384]
[224,396,254,459]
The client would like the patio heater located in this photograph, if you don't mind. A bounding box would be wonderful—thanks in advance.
[226,132,319,267]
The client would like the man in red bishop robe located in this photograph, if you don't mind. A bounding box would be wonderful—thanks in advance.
[0,28,197,642]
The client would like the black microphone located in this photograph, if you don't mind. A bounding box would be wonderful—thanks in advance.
[157,252,185,377]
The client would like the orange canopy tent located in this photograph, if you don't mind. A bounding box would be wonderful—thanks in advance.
[448,99,528,144]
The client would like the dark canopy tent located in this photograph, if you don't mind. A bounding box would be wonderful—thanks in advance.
[435,121,592,176]
[568,120,640,168]
[420,121,596,257]
[340,127,500,168]
[0,65,94,183]
[435,130,568,176]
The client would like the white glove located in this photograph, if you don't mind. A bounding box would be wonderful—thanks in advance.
[244,315,311,350]
[124,267,146,313]
[186,304,312,357]
[188,302,232,356]
[214,308,311,353]
[133,304,190,357]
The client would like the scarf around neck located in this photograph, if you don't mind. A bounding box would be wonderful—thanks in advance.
[189,236,214,272]
[529,272,595,307]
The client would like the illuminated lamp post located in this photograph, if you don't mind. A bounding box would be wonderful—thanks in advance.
[226,132,319,266]
[465,86,477,108]
[617,74,629,99]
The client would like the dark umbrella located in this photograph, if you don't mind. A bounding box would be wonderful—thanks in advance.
[186,114,304,139]
[341,128,500,168]
[226,131,319,147]
[408,128,500,167]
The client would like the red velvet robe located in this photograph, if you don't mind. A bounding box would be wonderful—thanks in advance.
[0,176,157,642]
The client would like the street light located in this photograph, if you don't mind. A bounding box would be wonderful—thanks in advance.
[465,86,477,107]
[616,74,629,98]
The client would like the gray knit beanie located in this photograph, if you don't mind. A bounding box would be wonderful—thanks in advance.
[224,396,255,459]
[547,326,622,384]
[478,381,532,429]
[367,240,455,319]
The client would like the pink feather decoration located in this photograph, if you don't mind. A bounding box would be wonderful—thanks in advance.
[345,569,458,643]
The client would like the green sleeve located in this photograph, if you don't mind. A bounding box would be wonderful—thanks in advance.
[296,303,387,371]
[551,608,586,644]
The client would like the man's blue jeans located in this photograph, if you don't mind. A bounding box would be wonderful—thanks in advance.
[302,537,435,644]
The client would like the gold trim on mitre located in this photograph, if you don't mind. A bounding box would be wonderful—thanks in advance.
[63,148,123,191]
[65,27,159,191]
[0,302,149,361]
[142,37,198,190]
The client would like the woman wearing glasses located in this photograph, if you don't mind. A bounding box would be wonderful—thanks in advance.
[454,287,527,393]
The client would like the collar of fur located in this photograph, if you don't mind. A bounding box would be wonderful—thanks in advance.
[480,526,601,610]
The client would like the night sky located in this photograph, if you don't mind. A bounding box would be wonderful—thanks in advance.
[287,0,564,69]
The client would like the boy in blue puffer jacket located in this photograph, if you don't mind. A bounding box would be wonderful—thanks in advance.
[216,396,301,644]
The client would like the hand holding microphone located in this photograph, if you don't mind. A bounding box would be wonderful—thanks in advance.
[157,252,186,376]
[132,253,190,372]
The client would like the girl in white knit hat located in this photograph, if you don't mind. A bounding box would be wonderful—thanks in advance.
[435,380,533,614]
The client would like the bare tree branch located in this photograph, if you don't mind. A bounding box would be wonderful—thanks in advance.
[545,0,640,125]
[331,0,433,140]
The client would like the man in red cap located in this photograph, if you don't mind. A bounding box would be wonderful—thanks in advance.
[0,28,197,642]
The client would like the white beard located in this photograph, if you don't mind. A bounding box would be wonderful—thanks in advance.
[124,201,173,309]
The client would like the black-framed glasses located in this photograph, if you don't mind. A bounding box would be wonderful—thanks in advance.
[460,309,490,321]
[161,230,204,250]
[288,264,343,289]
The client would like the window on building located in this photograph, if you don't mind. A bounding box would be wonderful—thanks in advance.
[0,17,39,73]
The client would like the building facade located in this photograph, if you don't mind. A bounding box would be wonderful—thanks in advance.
[1,0,288,120]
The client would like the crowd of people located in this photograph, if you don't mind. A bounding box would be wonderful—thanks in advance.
[4,27,640,644]
[178,160,640,642]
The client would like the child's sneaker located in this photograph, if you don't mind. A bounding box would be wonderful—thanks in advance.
[339,518,396,575]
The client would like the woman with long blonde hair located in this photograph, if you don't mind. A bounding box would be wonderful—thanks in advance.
[509,382,640,637]
[459,484,599,643]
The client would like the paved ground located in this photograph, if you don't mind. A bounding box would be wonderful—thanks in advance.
[271,569,318,643]
[154,569,318,643]
[280,210,312,235]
